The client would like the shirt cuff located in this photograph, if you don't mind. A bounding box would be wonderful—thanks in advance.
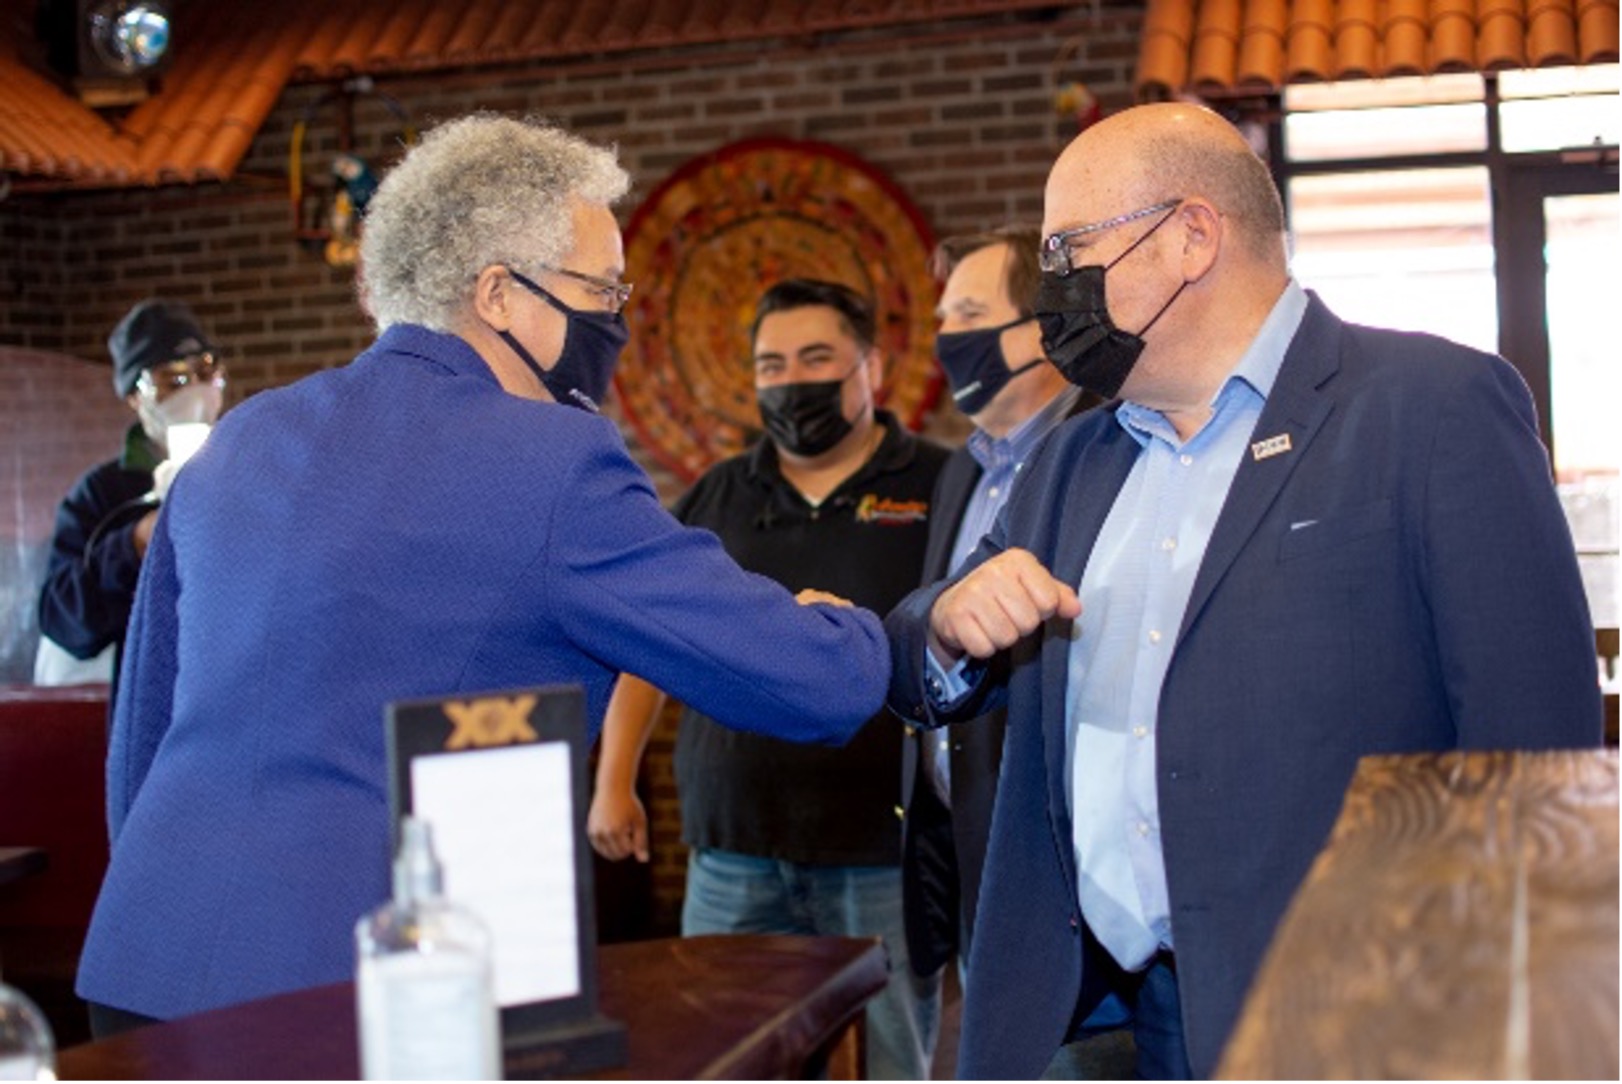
[924,649,982,710]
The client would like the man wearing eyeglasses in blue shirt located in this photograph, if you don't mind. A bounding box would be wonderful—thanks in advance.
[885,102,1601,1079]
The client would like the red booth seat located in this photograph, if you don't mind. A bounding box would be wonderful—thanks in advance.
[0,683,110,1046]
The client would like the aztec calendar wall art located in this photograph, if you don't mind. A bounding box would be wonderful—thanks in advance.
[616,138,942,484]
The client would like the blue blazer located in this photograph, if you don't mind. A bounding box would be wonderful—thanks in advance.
[886,295,1601,1078]
[78,326,890,1020]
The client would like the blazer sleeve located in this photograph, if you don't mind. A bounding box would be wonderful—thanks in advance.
[545,431,890,746]
[1422,355,1602,747]
[105,507,181,840]
[884,508,1014,729]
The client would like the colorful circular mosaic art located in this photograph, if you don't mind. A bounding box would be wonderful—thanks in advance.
[616,138,941,484]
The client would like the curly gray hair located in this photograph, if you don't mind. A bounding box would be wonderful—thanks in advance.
[359,114,630,332]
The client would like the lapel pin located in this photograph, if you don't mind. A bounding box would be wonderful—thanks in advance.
[1250,433,1292,461]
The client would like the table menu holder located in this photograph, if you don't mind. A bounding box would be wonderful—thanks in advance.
[386,684,627,1077]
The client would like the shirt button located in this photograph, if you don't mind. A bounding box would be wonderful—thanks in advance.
[1137,821,1151,837]
[925,674,943,698]
[1180,454,1193,466]
[1132,725,1148,739]
[939,739,949,752]
[988,486,1000,499]
[1148,629,1163,644]
[1160,537,1177,552]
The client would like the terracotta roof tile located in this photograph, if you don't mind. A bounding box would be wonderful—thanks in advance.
[462,4,533,66]
[1528,0,1579,65]
[366,1,436,70]
[636,0,690,45]
[3,0,1077,188]
[292,1,359,69]
[516,4,579,55]
[1137,0,1618,96]
[0,51,139,181]
[8,0,1618,191]
[403,0,477,64]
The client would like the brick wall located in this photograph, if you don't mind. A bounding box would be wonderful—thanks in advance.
[0,4,1144,930]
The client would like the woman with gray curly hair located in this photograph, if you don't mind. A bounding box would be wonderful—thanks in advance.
[76,113,891,1035]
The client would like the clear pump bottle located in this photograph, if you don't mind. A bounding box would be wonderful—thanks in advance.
[355,816,500,1080]
[0,982,54,1081]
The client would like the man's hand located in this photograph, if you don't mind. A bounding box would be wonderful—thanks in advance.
[928,548,1080,664]
[587,787,649,862]
[796,588,854,608]
[132,509,159,560]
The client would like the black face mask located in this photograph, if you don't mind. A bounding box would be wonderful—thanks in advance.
[500,269,630,413]
[1035,206,1186,400]
[756,367,863,457]
[935,317,1045,416]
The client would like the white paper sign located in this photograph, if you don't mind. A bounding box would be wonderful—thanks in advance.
[410,742,581,1006]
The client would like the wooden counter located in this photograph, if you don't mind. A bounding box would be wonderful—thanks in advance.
[1219,749,1618,1079]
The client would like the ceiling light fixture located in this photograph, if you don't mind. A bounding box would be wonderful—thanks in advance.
[84,0,171,76]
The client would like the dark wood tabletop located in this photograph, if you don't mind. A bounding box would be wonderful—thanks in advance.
[1218,748,1619,1080]
[0,846,47,887]
[56,933,888,1080]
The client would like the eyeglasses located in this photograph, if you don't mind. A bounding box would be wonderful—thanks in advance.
[1039,199,1184,277]
[533,264,634,315]
[136,354,225,400]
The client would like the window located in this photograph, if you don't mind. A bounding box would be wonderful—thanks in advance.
[1267,67,1620,624]
[1288,166,1496,353]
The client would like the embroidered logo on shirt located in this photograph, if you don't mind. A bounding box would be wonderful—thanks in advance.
[1250,433,1292,461]
[855,495,929,525]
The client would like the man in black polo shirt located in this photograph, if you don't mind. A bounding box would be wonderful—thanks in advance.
[589,279,948,1079]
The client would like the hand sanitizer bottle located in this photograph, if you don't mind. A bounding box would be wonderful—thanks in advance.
[356,817,500,1080]
[0,983,53,1081]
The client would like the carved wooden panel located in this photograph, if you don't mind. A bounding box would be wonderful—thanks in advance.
[1218,749,1618,1080]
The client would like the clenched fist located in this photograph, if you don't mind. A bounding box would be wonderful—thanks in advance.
[928,548,1080,664]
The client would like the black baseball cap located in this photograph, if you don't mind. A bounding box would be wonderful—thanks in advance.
[109,300,217,397]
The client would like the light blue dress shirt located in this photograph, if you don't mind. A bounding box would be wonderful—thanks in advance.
[948,386,1084,575]
[925,386,1083,806]
[927,280,1308,970]
[1066,281,1307,969]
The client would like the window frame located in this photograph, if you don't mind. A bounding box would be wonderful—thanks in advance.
[1213,78,1620,458]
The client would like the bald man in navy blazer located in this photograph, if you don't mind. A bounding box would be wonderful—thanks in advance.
[886,103,1601,1079]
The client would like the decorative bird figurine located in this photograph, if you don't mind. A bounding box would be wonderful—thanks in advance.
[332,153,379,217]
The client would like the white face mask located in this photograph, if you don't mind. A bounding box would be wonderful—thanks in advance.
[138,383,224,450]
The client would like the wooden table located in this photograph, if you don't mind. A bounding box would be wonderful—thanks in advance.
[0,847,47,888]
[56,934,887,1080]
[1219,749,1618,1079]
[0,846,48,977]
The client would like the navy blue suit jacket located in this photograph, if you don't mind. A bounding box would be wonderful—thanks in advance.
[886,294,1601,1078]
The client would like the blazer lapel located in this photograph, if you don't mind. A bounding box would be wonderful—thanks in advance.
[1176,296,1344,645]
[923,453,981,582]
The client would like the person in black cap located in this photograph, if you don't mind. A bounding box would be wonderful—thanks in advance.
[36,298,226,696]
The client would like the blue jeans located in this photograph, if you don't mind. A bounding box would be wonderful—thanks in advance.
[683,847,941,1080]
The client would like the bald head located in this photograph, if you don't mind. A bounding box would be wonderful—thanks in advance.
[1046,103,1286,270]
